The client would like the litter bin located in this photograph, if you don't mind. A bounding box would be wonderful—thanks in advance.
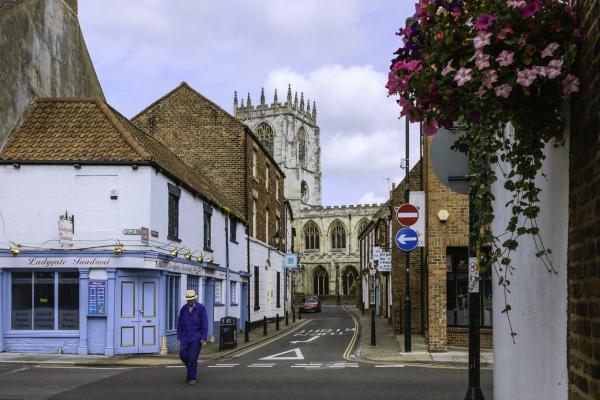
[219,316,237,351]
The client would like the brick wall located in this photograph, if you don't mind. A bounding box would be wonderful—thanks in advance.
[568,2,600,399]
[447,327,493,349]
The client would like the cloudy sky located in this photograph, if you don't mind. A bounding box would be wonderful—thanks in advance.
[79,0,420,206]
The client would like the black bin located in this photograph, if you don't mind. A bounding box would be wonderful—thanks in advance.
[219,316,237,351]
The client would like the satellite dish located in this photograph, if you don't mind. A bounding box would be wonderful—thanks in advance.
[430,128,470,195]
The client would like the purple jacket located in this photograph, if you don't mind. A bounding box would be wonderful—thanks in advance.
[177,302,209,343]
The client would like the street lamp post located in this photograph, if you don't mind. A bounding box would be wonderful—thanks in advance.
[404,111,412,353]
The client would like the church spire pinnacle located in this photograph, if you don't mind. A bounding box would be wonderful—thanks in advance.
[233,91,238,114]
[299,92,305,113]
[286,84,292,108]
[260,87,266,107]
[312,100,317,121]
[293,92,298,110]
[273,88,278,106]
[247,93,252,108]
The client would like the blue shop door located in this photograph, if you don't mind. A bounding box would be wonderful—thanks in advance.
[117,277,160,354]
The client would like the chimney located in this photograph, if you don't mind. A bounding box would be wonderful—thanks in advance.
[64,0,78,14]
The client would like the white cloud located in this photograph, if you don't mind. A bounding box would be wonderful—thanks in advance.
[359,191,388,205]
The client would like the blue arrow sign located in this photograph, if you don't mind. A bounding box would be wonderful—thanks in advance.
[395,228,419,252]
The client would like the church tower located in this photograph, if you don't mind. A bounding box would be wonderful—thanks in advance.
[234,85,322,213]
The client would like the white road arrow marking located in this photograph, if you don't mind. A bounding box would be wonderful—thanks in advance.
[397,234,418,245]
[290,335,320,344]
[260,348,304,361]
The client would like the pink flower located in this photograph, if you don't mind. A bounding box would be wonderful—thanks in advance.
[497,25,513,40]
[494,84,513,98]
[518,34,527,49]
[422,119,439,136]
[475,52,491,70]
[496,50,515,67]
[521,0,542,18]
[562,74,580,94]
[532,66,547,77]
[476,14,496,31]
[454,67,473,86]
[516,69,537,87]
[435,31,445,41]
[541,42,560,58]
[507,0,526,9]
[473,31,492,49]
[481,69,498,89]
[476,85,487,98]
[404,59,423,72]
[441,59,454,77]
[546,59,564,79]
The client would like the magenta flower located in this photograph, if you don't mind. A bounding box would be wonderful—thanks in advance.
[476,14,496,31]
[521,0,542,19]
[454,67,473,86]
[546,59,564,79]
[516,69,537,87]
[473,31,492,49]
[562,74,580,94]
[475,52,491,70]
[541,42,560,58]
[494,84,513,98]
[422,119,439,136]
[441,59,454,77]
[481,69,498,89]
[497,25,513,40]
[496,50,515,67]
[507,0,526,9]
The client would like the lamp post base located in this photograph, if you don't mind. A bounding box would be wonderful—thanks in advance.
[464,387,485,400]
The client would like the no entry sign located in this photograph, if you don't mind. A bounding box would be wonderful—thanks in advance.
[396,203,419,226]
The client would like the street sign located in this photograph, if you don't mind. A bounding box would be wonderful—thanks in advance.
[396,203,419,227]
[468,257,479,293]
[372,246,381,261]
[378,251,392,272]
[283,253,299,269]
[395,228,419,252]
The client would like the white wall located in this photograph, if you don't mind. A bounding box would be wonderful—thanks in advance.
[491,126,568,400]
[249,238,285,322]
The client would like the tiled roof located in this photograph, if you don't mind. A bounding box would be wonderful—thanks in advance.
[0,98,245,221]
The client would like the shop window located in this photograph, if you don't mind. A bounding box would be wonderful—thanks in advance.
[214,280,223,304]
[166,275,180,331]
[187,275,199,295]
[446,247,493,327]
[11,271,79,331]
[230,281,238,304]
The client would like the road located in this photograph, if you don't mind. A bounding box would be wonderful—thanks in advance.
[0,306,493,399]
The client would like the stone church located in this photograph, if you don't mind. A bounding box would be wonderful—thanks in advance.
[235,87,379,302]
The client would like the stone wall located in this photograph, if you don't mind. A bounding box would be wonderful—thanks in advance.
[0,0,103,149]
[568,1,600,399]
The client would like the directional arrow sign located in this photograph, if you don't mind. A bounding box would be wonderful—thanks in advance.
[396,203,419,226]
[260,348,305,361]
[395,227,419,252]
[290,336,320,344]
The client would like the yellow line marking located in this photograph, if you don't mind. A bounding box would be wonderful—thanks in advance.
[342,306,360,361]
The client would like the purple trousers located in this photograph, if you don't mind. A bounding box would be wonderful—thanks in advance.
[179,341,202,380]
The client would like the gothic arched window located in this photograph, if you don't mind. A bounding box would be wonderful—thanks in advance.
[301,181,309,201]
[298,127,307,167]
[330,220,347,249]
[357,218,369,237]
[342,266,358,295]
[304,221,320,251]
[255,122,274,155]
[313,266,329,295]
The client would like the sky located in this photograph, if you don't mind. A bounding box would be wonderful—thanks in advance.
[78,0,420,206]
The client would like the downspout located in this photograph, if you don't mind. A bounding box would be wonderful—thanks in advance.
[244,130,251,326]
[225,214,230,317]
[420,124,427,334]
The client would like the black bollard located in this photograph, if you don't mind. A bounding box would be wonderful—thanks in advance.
[362,306,365,316]
[263,316,267,336]
[285,311,289,326]
[292,306,296,322]
[276,314,280,330]
[370,308,376,346]
[298,306,302,320]
[245,320,250,343]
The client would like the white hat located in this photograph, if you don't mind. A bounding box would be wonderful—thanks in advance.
[184,290,198,301]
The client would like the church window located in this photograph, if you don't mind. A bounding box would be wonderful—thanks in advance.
[255,123,274,155]
[304,221,320,251]
[357,219,369,237]
[298,127,307,167]
[313,266,329,295]
[330,220,347,249]
[301,181,309,201]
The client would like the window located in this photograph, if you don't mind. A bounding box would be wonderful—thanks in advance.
[298,127,307,166]
[11,271,79,331]
[252,198,257,238]
[187,275,199,295]
[446,247,493,327]
[301,181,309,201]
[276,177,280,201]
[204,204,212,250]
[276,272,281,308]
[214,280,223,304]
[167,185,180,241]
[330,220,347,249]
[230,216,237,242]
[357,219,369,237]
[313,266,328,295]
[275,217,280,246]
[255,122,274,155]
[342,266,358,295]
[304,221,320,250]
[254,266,260,310]
[230,281,238,304]
[252,150,258,178]
[265,209,269,244]
[166,275,180,331]
[265,164,270,190]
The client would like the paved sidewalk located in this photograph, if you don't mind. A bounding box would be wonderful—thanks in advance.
[346,306,493,367]
[0,317,308,367]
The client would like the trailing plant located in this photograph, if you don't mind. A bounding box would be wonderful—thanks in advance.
[387,0,579,340]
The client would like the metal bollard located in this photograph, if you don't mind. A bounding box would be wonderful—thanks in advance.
[292,306,296,322]
[362,306,365,316]
[285,311,289,326]
[370,308,376,346]
[298,306,302,320]
[263,316,267,336]
[245,320,250,343]
[276,314,280,330]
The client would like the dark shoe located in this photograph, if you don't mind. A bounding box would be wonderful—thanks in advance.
[187,379,197,385]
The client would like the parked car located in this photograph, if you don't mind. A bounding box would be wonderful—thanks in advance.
[299,295,321,313]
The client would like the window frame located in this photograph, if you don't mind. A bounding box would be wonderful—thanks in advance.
[166,274,180,332]
[252,149,258,179]
[230,281,238,305]
[203,205,212,251]
[254,266,260,310]
[252,198,257,239]
[330,221,347,250]
[229,216,238,243]
[167,184,181,242]
[214,280,223,305]
[265,163,270,191]
[304,221,320,251]
[265,208,269,245]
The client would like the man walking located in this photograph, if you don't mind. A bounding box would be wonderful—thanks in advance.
[177,289,208,385]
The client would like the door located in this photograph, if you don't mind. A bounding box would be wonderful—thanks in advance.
[117,276,159,354]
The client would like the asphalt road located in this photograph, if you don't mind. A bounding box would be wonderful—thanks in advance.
[0,306,493,400]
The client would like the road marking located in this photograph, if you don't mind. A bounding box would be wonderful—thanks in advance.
[290,335,320,344]
[248,363,275,368]
[208,364,239,368]
[0,366,30,377]
[375,364,406,368]
[342,307,360,361]
[260,348,304,361]
[166,365,185,368]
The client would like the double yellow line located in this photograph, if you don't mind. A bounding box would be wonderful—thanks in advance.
[342,307,360,361]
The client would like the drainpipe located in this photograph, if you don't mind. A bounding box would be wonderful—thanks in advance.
[244,130,251,326]
[225,214,230,317]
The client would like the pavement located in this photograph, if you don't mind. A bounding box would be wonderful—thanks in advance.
[347,306,494,366]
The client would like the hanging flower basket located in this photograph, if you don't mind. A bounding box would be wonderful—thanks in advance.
[387,0,580,339]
